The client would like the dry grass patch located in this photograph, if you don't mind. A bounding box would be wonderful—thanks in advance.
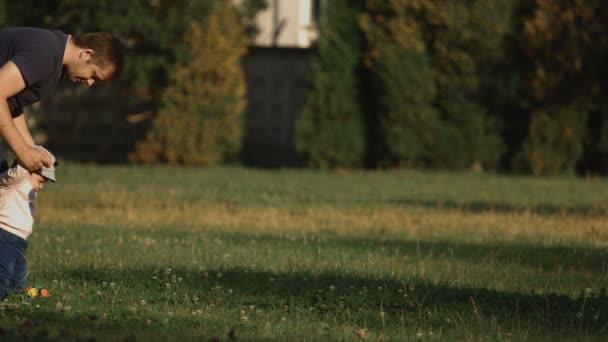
[36,199,608,247]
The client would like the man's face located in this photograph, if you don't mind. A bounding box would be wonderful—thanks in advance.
[67,51,114,86]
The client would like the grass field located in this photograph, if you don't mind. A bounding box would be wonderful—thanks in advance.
[1,164,607,341]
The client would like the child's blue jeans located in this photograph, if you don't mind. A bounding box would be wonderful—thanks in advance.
[0,228,28,300]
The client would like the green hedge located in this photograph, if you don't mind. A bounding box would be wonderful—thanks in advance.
[294,0,365,168]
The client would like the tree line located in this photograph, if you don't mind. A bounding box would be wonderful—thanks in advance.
[2,0,607,175]
[298,0,608,175]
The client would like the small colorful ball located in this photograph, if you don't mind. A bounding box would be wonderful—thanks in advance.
[24,286,39,297]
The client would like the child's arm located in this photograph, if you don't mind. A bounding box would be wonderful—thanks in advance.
[0,163,29,188]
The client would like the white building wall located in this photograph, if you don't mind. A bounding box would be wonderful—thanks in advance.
[236,0,318,48]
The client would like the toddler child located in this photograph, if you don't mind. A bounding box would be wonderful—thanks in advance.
[0,146,56,299]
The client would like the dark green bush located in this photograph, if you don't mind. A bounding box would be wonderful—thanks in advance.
[521,107,587,175]
[295,0,365,168]
[372,46,440,167]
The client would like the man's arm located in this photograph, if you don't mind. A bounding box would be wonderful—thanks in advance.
[13,113,35,146]
[0,61,50,170]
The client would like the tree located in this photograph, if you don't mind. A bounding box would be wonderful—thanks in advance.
[131,3,248,165]
[421,0,515,170]
[0,0,7,27]
[516,0,608,174]
[360,0,440,167]
[360,0,514,170]
[295,0,365,168]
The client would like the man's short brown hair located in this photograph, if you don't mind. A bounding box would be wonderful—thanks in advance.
[72,32,125,79]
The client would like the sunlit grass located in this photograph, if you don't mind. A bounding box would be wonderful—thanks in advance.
[1,164,606,340]
[37,201,608,247]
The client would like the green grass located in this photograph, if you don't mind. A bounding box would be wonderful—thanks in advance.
[1,165,607,341]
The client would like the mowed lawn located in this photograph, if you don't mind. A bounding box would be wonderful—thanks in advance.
[1,164,607,341]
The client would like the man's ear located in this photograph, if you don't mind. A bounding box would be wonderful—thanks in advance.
[79,48,94,61]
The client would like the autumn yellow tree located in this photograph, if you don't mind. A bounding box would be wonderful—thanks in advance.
[132,3,248,165]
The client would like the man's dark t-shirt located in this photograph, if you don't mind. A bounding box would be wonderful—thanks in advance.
[0,27,68,117]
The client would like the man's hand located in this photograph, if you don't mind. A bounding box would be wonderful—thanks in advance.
[16,145,52,171]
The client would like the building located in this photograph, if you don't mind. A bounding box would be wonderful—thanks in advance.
[239,0,320,166]
[239,0,319,48]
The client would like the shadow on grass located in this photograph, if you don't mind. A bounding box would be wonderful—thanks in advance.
[18,265,608,340]
[10,228,608,339]
[148,228,608,274]
[315,234,608,273]
[388,198,607,217]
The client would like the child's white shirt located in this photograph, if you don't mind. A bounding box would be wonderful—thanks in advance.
[0,164,36,240]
